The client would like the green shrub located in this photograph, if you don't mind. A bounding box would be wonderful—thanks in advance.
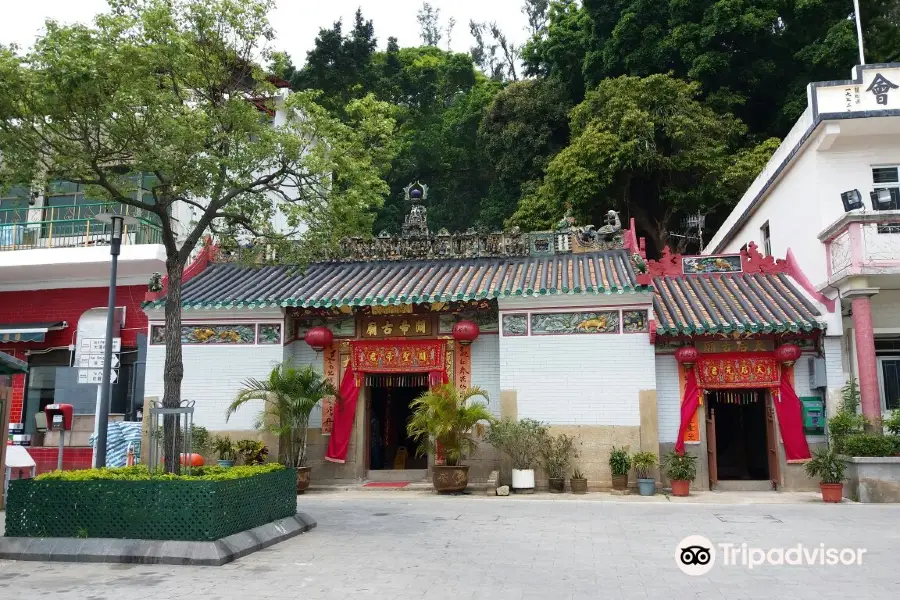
[190,425,213,456]
[829,378,868,452]
[883,410,900,436]
[36,463,284,482]
[235,439,269,465]
[487,418,548,470]
[805,449,846,484]
[838,434,900,457]
[542,433,578,479]
[631,451,658,479]
[608,446,632,476]
[662,451,697,482]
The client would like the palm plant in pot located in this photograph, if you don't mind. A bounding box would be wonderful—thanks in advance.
[213,435,236,467]
[804,448,846,503]
[631,451,658,496]
[407,385,494,494]
[609,446,632,491]
[227,361,337,494]
[487,418,548,493]
[542,433,578,492]
[662,451,697,496]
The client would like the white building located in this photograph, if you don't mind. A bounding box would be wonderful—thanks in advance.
[706,63,900,424]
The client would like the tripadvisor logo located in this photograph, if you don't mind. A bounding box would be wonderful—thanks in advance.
[676,536,867,575]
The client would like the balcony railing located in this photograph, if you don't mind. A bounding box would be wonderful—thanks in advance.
[820,210,900,282]
[0,202,163,251]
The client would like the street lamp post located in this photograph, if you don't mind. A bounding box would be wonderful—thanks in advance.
[94,212,139,467]
[853,0,866,66]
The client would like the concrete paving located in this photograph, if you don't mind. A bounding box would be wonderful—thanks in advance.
[2,492,899,599]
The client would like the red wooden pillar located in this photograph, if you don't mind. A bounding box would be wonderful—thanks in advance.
[850,293,881,424]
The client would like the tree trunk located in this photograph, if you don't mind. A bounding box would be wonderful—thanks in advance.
[162,256,186,474]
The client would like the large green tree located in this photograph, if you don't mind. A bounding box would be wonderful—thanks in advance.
[0,0,395,470]
[525,0,900,138]
[510,74,774,255]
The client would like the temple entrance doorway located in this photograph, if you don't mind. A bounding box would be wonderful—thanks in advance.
[365,373,428,481]
[707,389,778,491]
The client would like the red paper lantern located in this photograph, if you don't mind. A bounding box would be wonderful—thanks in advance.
[675,346,699,368]
[775,343,802,366]
[452,320,480,346]
[304,326,333,351]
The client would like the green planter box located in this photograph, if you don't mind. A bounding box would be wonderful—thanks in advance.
[5,467,296,541]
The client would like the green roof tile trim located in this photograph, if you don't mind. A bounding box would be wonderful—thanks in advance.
[143,250,645,310]
[652,272,823,337]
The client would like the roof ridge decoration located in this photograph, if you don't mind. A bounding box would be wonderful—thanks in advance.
[327,183,644,263]
[639,242,786,284]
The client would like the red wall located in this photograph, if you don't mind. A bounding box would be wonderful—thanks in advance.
[0,285,148,424]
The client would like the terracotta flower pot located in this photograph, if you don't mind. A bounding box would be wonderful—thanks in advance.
[670,479,691,497]
[570,478,588,494]
[612,473,628,491]
[433,465,470,493]
[820,482,843,503]
[296,466,312,494]
[548,477,565,493]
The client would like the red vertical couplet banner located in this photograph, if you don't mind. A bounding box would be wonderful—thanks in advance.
[774,369,812,462]
[324,365,360,464]
[675,369,702,455]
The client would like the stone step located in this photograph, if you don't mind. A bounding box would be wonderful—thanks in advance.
[714,479,774,492]
[365,469,428,482]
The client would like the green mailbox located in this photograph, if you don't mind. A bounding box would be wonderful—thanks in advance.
[800,397,825,435]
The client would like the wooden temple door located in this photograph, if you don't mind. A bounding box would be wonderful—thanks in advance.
[706,407,717,490]
[766,398,780,490]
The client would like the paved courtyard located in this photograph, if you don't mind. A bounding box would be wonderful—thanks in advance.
[2,491,900,599]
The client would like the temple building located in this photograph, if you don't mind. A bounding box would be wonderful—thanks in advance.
[142,182,834,491]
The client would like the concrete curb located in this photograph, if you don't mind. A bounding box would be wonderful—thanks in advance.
[0,512,317,566]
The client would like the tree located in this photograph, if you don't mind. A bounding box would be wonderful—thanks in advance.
[0,0,396,471]
[227,363,337,468]
[522,0,550,36]
[290,8,378,116]
[417,2,442,47]
[469,21,520,82]
[509,74,757,255]
[478,79,570,227]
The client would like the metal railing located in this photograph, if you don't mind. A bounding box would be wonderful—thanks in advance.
[0,202,163,250]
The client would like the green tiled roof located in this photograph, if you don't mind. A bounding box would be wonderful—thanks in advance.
[146,250,645,310]
[652,272,824,336]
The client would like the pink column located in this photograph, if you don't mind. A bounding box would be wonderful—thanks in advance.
[851,295,881,424]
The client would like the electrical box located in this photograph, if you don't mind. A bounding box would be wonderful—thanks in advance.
[44,404,74,432]
[808,356,827,389]
[800,397,825,435]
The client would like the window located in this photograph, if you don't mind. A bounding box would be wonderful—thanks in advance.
[760,222,771,256]
[0,186,30,225]
[878,357,900,411]
[871,166,900,211]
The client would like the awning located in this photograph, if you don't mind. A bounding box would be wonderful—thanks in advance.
[0,321,67,343]
[0,350,28,374]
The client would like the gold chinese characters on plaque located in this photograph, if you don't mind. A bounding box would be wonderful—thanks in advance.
[361,316,432,338]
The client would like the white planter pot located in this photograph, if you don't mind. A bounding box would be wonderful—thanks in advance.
[512,468,535,491]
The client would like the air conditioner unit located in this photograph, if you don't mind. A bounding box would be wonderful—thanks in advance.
[808,356,827,390]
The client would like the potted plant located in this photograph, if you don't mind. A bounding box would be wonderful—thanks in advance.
[487,418,548,493]
[236,439,269,465]
[407,385,494,494]
[542,433,578,492]
[632,451,658,496]
[805,448,846,503]
[213,436,236,467]
[228,361,337,494]
[609,446,631,491]
[662,451,697,496]
[570,469,587,494]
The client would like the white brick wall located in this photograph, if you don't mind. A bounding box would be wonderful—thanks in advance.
[283,341,325,427]
[145,344,284,430]
[470,335,500,415]
[823,336,846,390]
[499,332,655,426]
[793,353,816,399]
[655,354,681,443]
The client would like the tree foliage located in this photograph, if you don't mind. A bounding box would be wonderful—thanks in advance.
[0,0,395,471]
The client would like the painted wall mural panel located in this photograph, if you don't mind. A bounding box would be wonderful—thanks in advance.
[296,317,356,338]
[622,310,648,333]
[682,255,742,274]
[530,311,620,335]
[502,314,528,336]
[149,324,257,345]
[257,324,282,344]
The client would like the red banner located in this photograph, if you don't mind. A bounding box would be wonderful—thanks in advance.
[697,353,779,389]
[351,340,446,373]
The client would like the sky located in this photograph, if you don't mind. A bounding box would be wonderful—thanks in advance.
[0,0,532,64]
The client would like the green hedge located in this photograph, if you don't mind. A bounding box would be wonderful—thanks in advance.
[839,434,900,458]
[35,463,284,481]
[5,465,296,541]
